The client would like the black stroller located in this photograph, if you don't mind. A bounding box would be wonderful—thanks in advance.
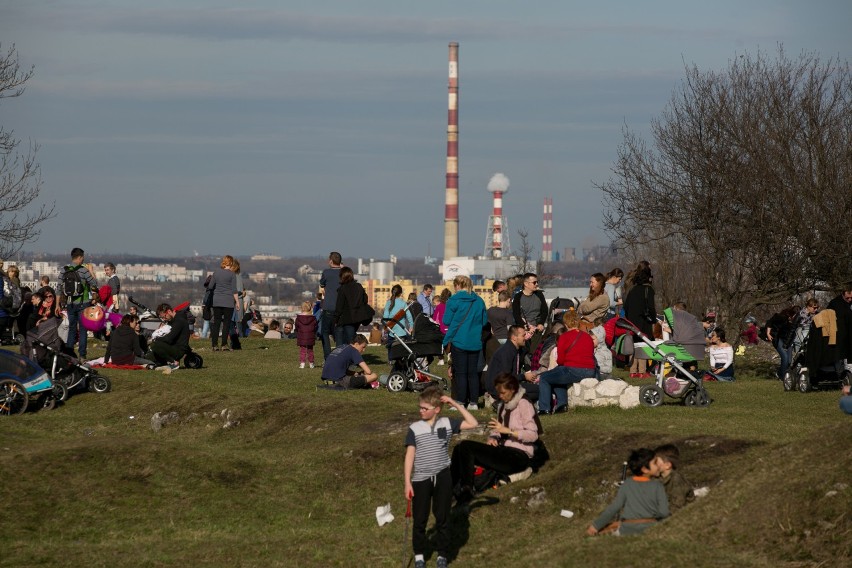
[384,312,447,393]
[783,319,851,393]
[22,316,111,400]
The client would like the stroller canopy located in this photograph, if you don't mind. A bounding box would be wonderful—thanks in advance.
[0,349,47,383]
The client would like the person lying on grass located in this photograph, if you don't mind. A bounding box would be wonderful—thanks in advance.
[320,334,378,389]
[586,448,669,536]
[404,386,478,568]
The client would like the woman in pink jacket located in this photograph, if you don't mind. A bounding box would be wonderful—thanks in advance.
[451,373,539,503]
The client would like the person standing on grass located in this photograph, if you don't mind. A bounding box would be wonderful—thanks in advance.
[207,255,240,351]
[404,386,478,568]
[295,301,318,368]
[319,251,343,361]
[442,275,487,410]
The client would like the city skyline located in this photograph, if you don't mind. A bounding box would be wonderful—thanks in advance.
[2,1,849,259]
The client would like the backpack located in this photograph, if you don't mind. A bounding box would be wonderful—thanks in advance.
[62,265,85,298]
[1,277,22,312]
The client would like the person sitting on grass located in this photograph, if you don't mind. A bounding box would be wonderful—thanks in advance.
[404,386,478,568]
[264,319,282,339]
[840,384,852,415]
[320,334,378,389]
[707,327,734,381]
[586,448,669,536]
[104,314,155,367]
[451,373,540,504]
[653,444,695,513]
[148,303,189,372]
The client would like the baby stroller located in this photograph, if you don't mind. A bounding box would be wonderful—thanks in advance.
[615,318,711,407]
[384,312,447,393]
[128,297,203,369]
[0,348,63,415]
[783,319,851,393]
[25,316,112,400]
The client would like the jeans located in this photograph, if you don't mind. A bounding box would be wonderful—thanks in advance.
[451,346,481,405]
[211,306,234,348]
[411,467,453,557]
[840,396,852,415]
[200,319,210,339]
[537,365,595,412]
[451,440,530,490]
[339,324,357,346]
[320,311,338,360]
[773,339,791,380]
[66,303,88,357]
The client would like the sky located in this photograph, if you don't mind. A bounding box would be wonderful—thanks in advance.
[1,0,849,260]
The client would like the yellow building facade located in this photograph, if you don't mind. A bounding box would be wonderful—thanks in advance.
[362,279,500,313]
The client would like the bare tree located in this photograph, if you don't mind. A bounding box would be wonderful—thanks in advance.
[0,44,54,259]
[513,228,535,275]
[598,47,852,327]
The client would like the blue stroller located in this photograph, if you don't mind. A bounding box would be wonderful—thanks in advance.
[0,349,63,415]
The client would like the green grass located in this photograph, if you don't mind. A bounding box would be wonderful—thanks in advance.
[1,339,849,567]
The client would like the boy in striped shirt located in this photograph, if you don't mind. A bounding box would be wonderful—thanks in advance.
[404,387,478,568]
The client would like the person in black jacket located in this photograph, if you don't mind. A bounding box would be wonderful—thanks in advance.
[826,284,852,363]
[334,266,373,346]
[623,266,656,378]
[104,314,155,367]
[149,304,190,370]
[512,273,548,354]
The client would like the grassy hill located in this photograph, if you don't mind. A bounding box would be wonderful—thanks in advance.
[2,339,849,567]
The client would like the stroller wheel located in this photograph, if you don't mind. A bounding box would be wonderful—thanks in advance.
[683,389,710,408]
[796,368,811,393]
[0,379,29,415]
[52,382,69,402]
[40,393,57,411]
[87,374,112,394]
[639,384,664,408]
[782,370,796,392]
[386,372,408,393]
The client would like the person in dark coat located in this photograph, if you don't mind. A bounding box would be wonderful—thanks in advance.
[827,284,852,363]
[334,266,373,346]
[623,265,656,377]
[149,304,190,369]
[295,301,319,368]
[104,314,155,366]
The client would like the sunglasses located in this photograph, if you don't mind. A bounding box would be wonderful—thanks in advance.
[419,406,436,412]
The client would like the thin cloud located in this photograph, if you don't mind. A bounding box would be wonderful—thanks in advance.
[21,6,747,45]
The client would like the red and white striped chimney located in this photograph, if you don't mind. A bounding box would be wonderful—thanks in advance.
[542,197,553,262]
[443,42,459,260]
[485,173,510,259]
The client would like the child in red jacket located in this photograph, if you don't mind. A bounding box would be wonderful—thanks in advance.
[295,301,319,368]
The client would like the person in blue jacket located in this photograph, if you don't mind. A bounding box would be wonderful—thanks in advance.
[442,275,488,410]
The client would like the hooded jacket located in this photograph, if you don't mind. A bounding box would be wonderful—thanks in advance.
[441,290,487,352]
[104,325,145,365]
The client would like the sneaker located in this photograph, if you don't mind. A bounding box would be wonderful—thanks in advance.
[436,557,448,568]
[153,365,171,372]
[414,560,426,568]
[508,467,533,483]
[299,363,305,369]
[370,381,380,389]
[309,362,315,369]
[467,403,479,411]
[168,362,180,371]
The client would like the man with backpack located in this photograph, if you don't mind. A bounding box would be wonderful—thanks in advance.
[56,247,99,359]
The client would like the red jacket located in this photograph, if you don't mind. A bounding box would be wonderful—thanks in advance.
[555,329,596,369]
[295,314,318,347]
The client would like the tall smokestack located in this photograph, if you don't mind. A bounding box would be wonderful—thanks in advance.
[443,42,459,260]
[485,173,510,258]
[542,197,553,262]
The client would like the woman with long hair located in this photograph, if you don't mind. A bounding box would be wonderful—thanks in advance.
[335,266,372,345]
[622,265,656,377]
[206,255,240,351]
[442,275,488,409]
[383,283,413,361]
[536,309,597,414]
[577,273,610,329]
[104,314,155,367]
[451,373,539,502]
[604,268,624,319]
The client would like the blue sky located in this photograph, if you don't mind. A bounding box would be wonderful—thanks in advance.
[1,0,849,259]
